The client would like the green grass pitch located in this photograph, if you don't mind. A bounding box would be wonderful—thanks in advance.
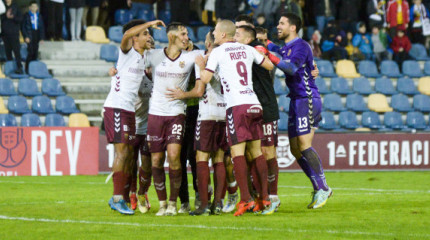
[0,172,429,240]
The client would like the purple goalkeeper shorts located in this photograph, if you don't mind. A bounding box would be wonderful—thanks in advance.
[287,97,322,138]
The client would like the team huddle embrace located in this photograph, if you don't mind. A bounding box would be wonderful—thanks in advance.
[103,13,332,217]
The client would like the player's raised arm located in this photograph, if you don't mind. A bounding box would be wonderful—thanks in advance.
[196,54,214,84]
[120,20,166,53]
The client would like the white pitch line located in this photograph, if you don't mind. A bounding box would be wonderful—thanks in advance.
[278,185,430,193]
[0,215,429,238]
[0,200,105,206]
[0,180,104,185]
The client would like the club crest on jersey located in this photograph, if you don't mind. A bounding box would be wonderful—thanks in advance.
[287,49,292,56]
[179,61,185,68]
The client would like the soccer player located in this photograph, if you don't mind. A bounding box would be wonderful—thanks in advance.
[195,20,274,216]
[267,13,332,209]
[144,22,204,216]
[103,19,165,215]
[255,27,269,47]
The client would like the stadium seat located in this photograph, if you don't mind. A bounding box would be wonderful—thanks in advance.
[368,93,393,112]
[0,114,17,126]
[85,26,110,44]
[20,43,27,61]
[402,60,424,78]
[114,9,133,25]
[418,77,430,95]
[323,93,345,111]
[352,77,374,95]
[41,78,65,97]
[391,94,413,112]
[0,96,8,114]
[406,111,427,130]
[358,60,381,78]
[330,77,352,94]
[315,77,330,94]
[28,61,52,79]
[32,95,55,114]
[3,61,29,79]
[346,93,369,112]
[137,7,156,21]
[195,43,205,50]
[278,112,288,131]
[186,26,198,43]
[153,27,168,43]
[315,60,337,77]
[397,77,419,95]
[320,111,339,130]
[424,61,430,75]
[7,95,31,114]
[158,7,171,24]
[336,60,360,78]
[45,113,66,127]
[18,78,42,97]
[380,60,403,78]
[0,78,17,96]
[361,111,383,129]
[339,111,360,129]
[21,113,41,127]
[274,77,288,95]
[197,26,211,42]
[374,77,397,95]
[408,43,430,61]
[413,94,430,112]
[56,96,80,114]
[69,113,90,127]
[384,111,406,129]
[100,44,119,62]
[278,94,290,112]
[108,26,123,43]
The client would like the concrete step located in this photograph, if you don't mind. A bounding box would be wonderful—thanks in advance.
[57,76,112,83]
[44,60,112,67]
[49,64,113,77]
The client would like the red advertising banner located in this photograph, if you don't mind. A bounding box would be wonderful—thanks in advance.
[0,127,99,176]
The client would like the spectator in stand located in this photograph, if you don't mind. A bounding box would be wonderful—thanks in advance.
[386,0,410,39]
[308,30,322,59]
[128,0,155,20]
[215,0,241,21]
[171,0,190,24]
[0,0,5,33]
[68,0,85,41]
[345,31,365,62]
[391,28,411,66]
[277,0,302,23]
[321,20,348,61]
[371,25,391,64]
[312,0,336,33]
[367,0,387,28]
[409,0,430,44]
[202,0,216,26]
[22,1,45,73]
[82,0,101,30]
[253,0,280,27]
[1,0,23,74]
[352,22,375,60]
[255,13,270,30]
[47,0,64,41]
[337,0,361,33]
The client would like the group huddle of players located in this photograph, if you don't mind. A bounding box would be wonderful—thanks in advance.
[103,12,332,217]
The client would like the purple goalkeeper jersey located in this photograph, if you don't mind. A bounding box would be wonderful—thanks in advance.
[269,38,320,100]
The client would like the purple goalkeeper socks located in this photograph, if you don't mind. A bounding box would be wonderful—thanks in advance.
[299,147,329,191]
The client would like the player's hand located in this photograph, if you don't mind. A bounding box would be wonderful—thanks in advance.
[108,67,118,76]
[195,55,206,70]
[149,20,166,30]
[255,45,269,55]
[166,87,186,100]
[311,64,319,78]
[25,38,30,44]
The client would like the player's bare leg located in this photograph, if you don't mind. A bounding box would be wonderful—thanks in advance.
[165,143,182,216]
[151,151,168,216]
[222,154,238,213]
[137,153,151,213]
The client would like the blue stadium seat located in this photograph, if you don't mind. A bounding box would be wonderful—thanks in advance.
[413,94,430,112]
[278,112,288,131]
[384,112,406,129]
[278,94,290,112]
[315,77,330,94]
[158,8,171,24]
[42,78,65,97]
[353,77,374,95]
[397,77,419,95]
[21,113,41,127]
[108,26,123,43]
[153,27,168,43]
[361,111,383,129]
[391,94,413,112]
[100,44,119,62]
[409,43,430,61]
[323,93,345,111]
[28,61,52,79]
[137,10,155,22]
[406,111,427,130]
[358,60,382,78]
[114,9,133,25]
[186,26,198,43]
[274,77,287,95]
[374,77,397,95]
[197,26,211,42]
[0,78,17,96]
[316,60,337,78]
[20,44,27,61]
[32,95,55,114]
[380,60,403,78]
[402,60,424,78]
[320,111,339,130]
[424,61,430,76]
[7,95,31,114]
[0,114,17,126]
[45,113,66,127]
[4,61,29,79]
[346,93,369,112]
[195,43,205,51]
[330,77,352,95]
[56,96,80,114]
[339,111,360,129]
[18,78,42,97]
